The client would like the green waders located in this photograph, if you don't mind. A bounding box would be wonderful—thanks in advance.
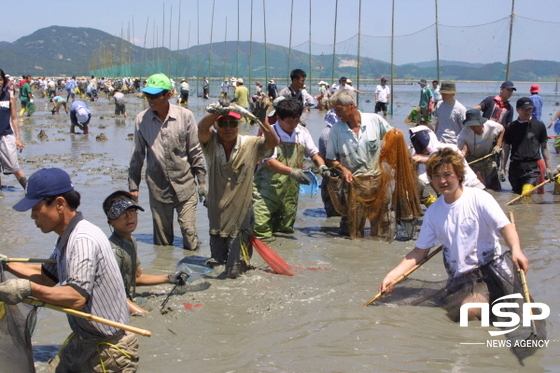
[253,142,304,238]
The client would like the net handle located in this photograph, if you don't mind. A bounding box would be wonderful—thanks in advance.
[363,245,443,306]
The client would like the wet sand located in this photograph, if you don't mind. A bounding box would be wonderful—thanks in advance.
[1,84,559,372]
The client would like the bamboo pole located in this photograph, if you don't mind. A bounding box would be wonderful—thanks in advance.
[6,258,56,264]
[467,150,499,165]
[23,298,152,337]
[364,245,443,306]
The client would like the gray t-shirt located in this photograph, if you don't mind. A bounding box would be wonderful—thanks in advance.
[434,100,467,144]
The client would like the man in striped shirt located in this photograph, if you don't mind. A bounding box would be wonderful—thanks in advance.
[1,168,138,372]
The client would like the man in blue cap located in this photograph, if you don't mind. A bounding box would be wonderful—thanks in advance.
[474,81,516,128]
[129,73,207,251]
[1,168,138,371]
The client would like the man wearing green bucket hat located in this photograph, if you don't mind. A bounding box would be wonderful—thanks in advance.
[129,73,207,251]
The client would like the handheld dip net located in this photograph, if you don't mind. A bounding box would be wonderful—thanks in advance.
[0,265,38,372]
[327,129,422,240]
[374,251,547,362]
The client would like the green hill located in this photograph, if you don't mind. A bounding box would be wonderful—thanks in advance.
[1,26,559,82]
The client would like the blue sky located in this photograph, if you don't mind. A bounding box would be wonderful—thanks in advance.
[5,0,560,64]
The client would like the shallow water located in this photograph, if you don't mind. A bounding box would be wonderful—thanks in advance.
[1,84,559,372]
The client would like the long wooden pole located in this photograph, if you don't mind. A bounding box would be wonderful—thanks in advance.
[363,245,443,306]
[505,0,515,81]
[390,0,395,115]
[467,150,499,165]
[23,298,152,337]
[7,258,56,264]
[435,0,440,81]
[331,0,338,84]
[508,212,537,336]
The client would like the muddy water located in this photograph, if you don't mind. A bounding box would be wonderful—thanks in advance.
[1,83,559,372]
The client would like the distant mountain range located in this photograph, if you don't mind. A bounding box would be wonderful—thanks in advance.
[1,25,560,82]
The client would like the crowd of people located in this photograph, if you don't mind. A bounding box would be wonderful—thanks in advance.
[0,67,554,371]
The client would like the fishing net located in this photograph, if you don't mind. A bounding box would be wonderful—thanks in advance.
[327,129,421,241]
[380,129,423,239]
[375,251,547,362]
[0,266,38,373]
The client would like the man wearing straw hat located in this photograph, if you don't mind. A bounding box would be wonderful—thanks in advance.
[1,168,138,372]
[432,81,466,144]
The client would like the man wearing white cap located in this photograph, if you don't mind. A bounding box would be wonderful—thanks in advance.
[69,100,91,134]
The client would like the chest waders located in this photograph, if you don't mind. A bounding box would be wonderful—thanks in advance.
[253,142,304,238]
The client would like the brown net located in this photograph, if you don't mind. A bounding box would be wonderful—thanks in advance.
[380,129,423,238]
[327,129,421,240]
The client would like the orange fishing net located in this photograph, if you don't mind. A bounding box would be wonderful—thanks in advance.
[327,129,421,240]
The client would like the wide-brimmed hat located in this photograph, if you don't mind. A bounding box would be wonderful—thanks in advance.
[418,79,427,85]
[318,81,327,85]
[13,168,74,211]
[530,84,540,93]
[141,73,173,94]
[76,107,90,124]
[463,109,487,127]
[269,79,275,84]
[439,81,457,94]
[516,97,534,110]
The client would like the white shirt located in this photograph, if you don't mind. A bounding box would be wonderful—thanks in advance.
[375,85,390,103]
[266,122,319,160]
[415,187,511,278]
[457,120,504,159]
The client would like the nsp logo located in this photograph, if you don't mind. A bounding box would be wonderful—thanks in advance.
[459,293,549,336]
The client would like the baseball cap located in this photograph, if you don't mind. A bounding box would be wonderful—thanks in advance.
[516,97,534,110]
[104,194,144,220]
[13,168,74,211]
[141,73,173,94]
[76,107,89,124]
[500,81,516,91]
[339,76,347,82]
[236,78,244,84]
[530,84,540,93]
[380,77,388,82]
[216,111,242,121]
[463,109,487,127]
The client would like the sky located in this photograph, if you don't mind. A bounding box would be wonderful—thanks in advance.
[4,0,560,65]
